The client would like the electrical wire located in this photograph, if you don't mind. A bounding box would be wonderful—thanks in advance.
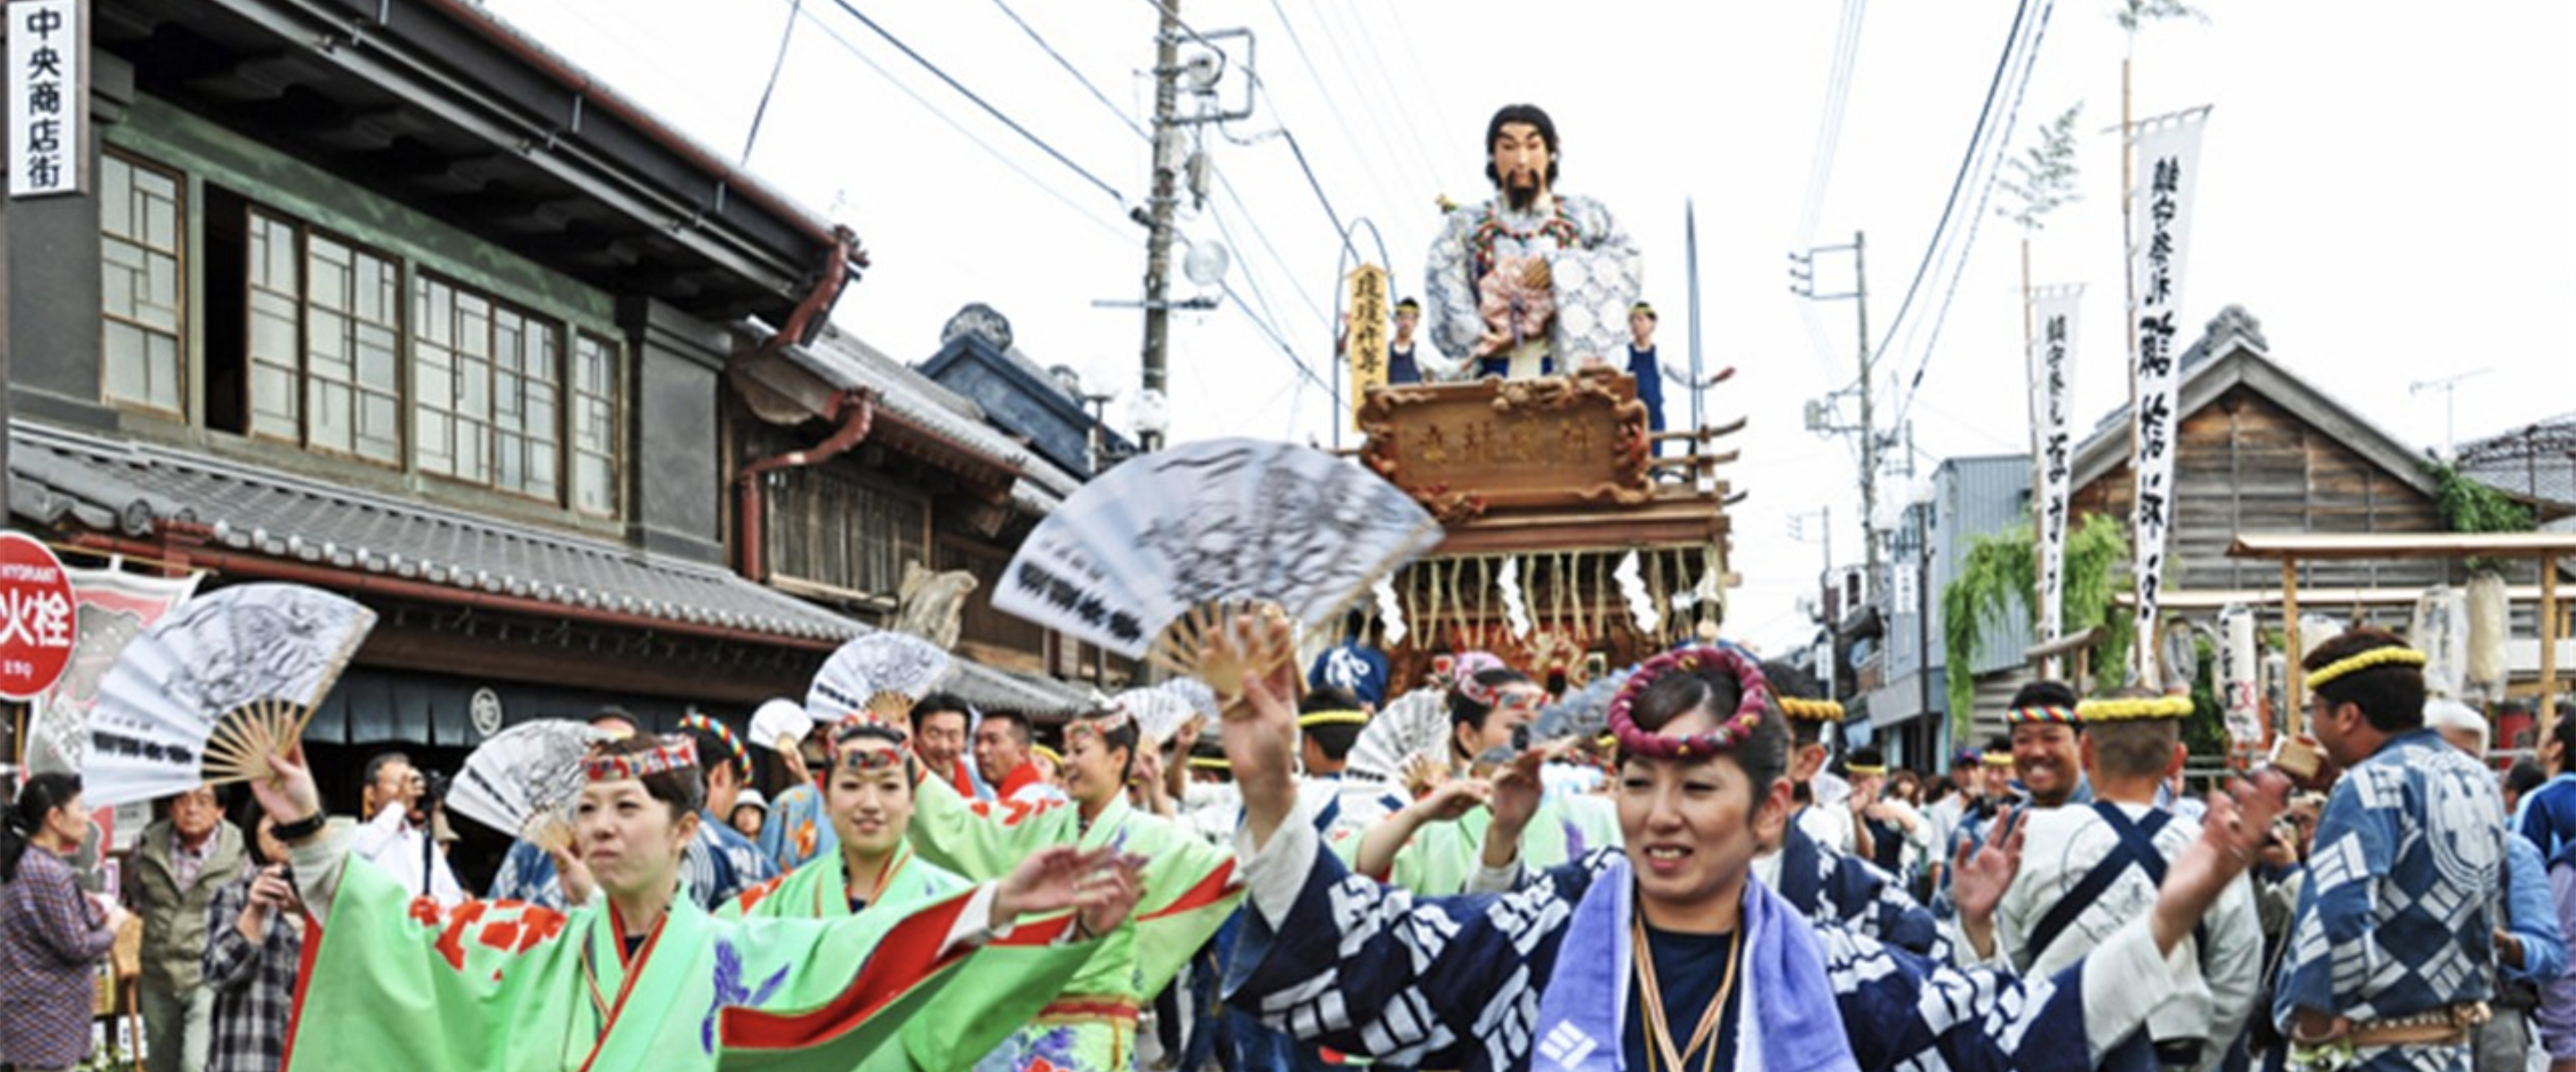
[819,0,1131,206]
[741,0,804,165]
[987,0,1152,144]
[1307,0,1445,198]
[1258,0,1412,219]
[1888,0,2058,432]
[785,0,1132,242]
[1793,0,1868,247]
[1860,0,2036,384]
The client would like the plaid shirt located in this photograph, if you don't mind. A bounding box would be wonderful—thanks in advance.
[201,866,303,1072]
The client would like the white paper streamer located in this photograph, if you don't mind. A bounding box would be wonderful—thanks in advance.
[1614,552,1660,637]
[1499,557,1532,639]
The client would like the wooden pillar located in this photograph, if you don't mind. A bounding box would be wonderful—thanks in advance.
[2283,558,2304,736]
[2544,556,2563,713]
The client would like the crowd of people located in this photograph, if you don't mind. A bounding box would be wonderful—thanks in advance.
[0,620,2552,1072]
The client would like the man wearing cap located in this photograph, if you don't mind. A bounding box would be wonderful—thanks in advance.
[729,788,768,840]
[1925,744,1988,891]
[1424,103,1641,381]
[1387,297,1425,384]
[1984,688,2261,1072]
[2275,628,2507,1072]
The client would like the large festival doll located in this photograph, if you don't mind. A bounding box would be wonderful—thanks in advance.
[1215,621,2292,1072]
[1422,104,1642,380]
[250,733,1136,1072]
[904,705,1243,1072]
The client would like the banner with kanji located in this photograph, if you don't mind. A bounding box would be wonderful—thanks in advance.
[24,564,201,779]
[1345,265,1390,428]
[2127,110,2207,685]
[2026,285,2080,653]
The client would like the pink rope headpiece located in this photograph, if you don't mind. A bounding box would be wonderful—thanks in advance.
[1606,646,1772,759]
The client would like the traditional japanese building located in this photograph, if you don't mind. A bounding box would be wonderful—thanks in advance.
[0,0,1088,834]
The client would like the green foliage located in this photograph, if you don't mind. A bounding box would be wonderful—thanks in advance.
[2182,632,2229,760]
[2116,0,2209,32]
[2430,462,2535,534]
[1998,103,2085,232]
[2430,461,2534,572]
[1941,513,2135,738]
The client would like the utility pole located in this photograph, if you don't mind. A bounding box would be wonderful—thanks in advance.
[1138,0,1183,452]
[1791,231,1880,585]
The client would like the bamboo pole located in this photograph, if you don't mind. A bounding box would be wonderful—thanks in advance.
[2123,55,2153,688]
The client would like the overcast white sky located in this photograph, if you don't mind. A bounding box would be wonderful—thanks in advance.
[482,0,2575,656]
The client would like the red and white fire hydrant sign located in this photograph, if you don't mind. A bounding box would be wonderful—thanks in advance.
[0,531,76,698]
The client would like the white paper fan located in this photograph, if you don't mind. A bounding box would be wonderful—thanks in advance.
[992,438,1440,693]
[84,583,376,807]
[1535,669,1631,744]
[808,632,953,723]
[1114,687,1194,745]
[1344,687,1451,787]
[448,720,614,845]
[1159,678,1220,722]
[750,697,813,753]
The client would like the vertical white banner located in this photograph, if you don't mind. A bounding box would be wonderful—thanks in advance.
[2127,111,2208,684]
[8,0,84,198]
[2027,286,2081,652]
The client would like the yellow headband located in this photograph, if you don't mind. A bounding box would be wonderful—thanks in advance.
[1188,755,1232,771]
[1030,744,1063,766]
[1778,696,1843,722]
[2074,695,2195,722]
[2306,646,2428,691]
[1298,710,1370,729]
[1981,752,2016,767]
[1845,764,1886,776]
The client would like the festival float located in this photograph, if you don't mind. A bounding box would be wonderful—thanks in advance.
[1343,366,1741,693]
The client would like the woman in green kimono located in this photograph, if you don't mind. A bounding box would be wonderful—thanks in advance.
[726,716,971,921]
[249,732,1139,1072]
[906,705,1243,1072]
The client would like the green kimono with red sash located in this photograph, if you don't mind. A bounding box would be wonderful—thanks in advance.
[722,847,970,923]
[280,837,1091,1072]
[905,778,1242,1072]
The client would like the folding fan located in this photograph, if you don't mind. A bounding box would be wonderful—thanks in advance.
[750,697,813,754]
[1343,687,1452,788]
[1113,687,1193,746]
[807,632,953,724]
[992,438,1440,697]
[447,720,616,849]
[1533,669,1631,745]
[1159,678,1220,722]
[84,583,376,807]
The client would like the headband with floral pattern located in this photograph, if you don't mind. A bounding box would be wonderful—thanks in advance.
[584,736,699,783]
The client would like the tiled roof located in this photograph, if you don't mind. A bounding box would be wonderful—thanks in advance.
[776,326,1080,511]
[2456,414,2576,509]
[7,423,861,644]
[947,663,1096,718]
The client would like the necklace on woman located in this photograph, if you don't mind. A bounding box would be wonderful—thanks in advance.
[1630,914,1743,1072]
